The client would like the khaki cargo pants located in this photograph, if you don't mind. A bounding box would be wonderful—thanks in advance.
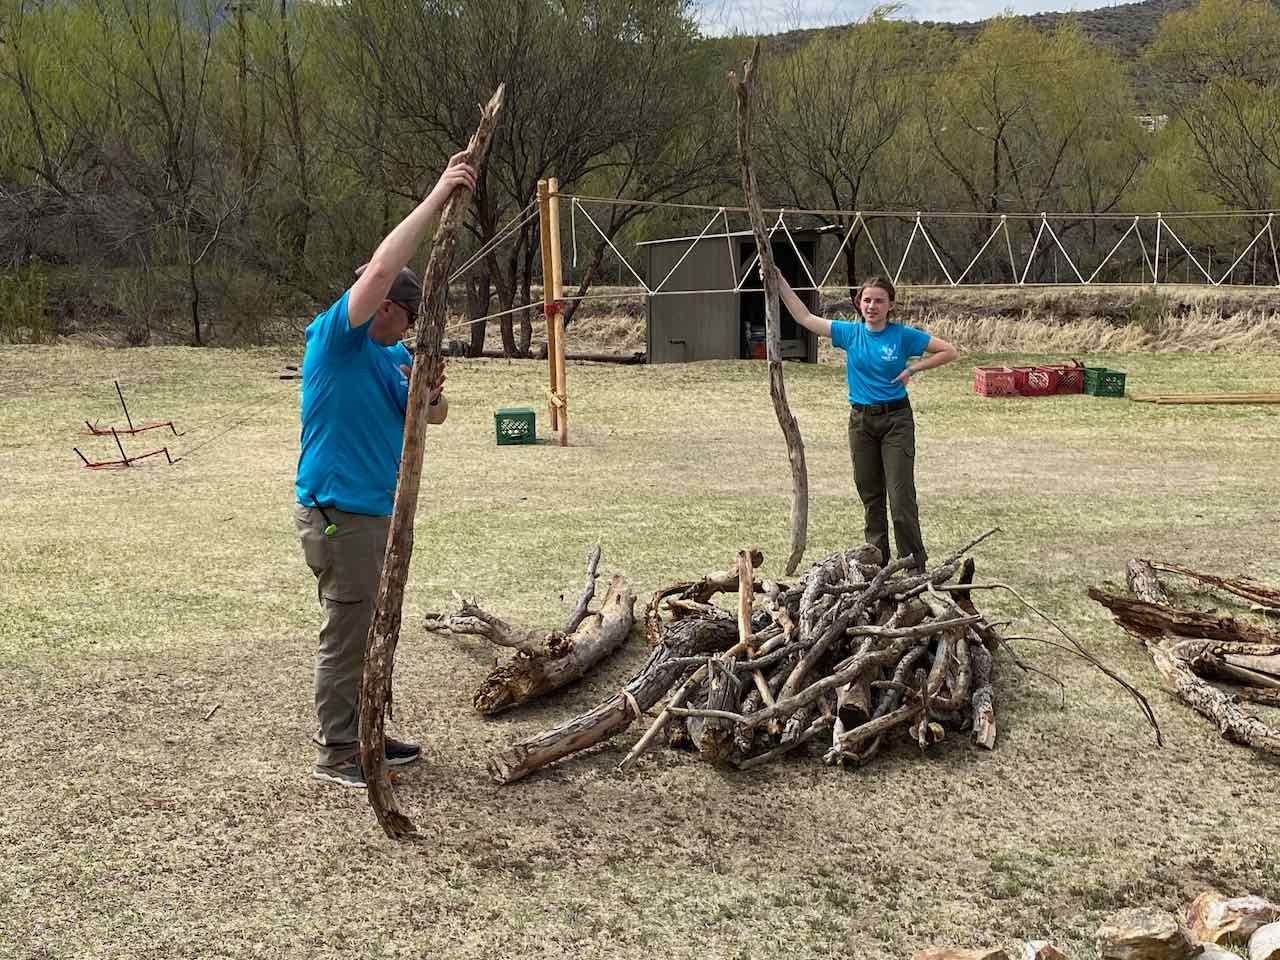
[848,404,926,572]
[295,504,391,766]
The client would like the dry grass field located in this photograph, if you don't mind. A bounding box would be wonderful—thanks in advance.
[2,337,1279,959]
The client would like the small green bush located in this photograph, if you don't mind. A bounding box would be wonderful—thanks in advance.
[0,261,54,343]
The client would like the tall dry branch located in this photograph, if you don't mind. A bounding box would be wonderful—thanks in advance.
[728,42,809,575]
[358,84,506,841]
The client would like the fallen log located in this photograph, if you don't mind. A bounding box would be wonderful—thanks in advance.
[1086,588,1280,647]
[488,617,739,784]
[426,572,635,715]
[1089,559,1280,758]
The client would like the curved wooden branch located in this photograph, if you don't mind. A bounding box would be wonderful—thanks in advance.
[728,42,809,576]
[563,543,602,634]
[643,549,765,646]
[358,83,505,841]
[423,597,545,653]
[1148,559,1280,608]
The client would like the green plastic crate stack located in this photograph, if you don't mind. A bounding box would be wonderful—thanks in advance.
[1084,367,1126,398]
[495,406,536,445]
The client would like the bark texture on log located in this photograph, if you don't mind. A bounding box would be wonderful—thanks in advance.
[970,638,996,749]
[728,42,809,576]
[1090,560,1280,759]
[472,575,634,715]
[488,618,739,784]
[1088,588,1280,647]
[358,84,505,840]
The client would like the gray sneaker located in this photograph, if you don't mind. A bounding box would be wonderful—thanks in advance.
[312,758,367,788]
[384,737,421,767]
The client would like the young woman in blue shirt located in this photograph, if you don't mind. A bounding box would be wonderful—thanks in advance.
[773,270,959,572]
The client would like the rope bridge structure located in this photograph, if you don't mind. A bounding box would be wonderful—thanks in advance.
[437,193,1280,441]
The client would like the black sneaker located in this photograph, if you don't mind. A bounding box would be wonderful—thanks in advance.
[312,758,367,789]
[384,737,421,767]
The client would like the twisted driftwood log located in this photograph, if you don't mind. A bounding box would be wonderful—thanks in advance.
[1090,559,1280,756]
[425,548,634,715]
[489,530,1025,784]
[358,84,505,840]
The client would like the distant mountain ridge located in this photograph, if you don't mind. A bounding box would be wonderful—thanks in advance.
[749,0,1209,108]
[922,0,1197,61]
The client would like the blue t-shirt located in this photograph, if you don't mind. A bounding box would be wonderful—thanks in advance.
[830,320,931,405]
[295,291,412,517]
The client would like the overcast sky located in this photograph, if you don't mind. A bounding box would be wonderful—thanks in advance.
[696,0,1122,33]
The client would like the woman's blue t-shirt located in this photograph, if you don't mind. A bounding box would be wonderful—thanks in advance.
[830,319,931,405]
[295,291,412,517]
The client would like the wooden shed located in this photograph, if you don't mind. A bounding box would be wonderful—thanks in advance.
[640,229,821,364]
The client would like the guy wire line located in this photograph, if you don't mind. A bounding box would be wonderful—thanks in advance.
[172,377,298,462]
[448,197,539,283]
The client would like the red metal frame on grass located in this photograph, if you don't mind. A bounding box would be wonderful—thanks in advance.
[80,380,184,438]
[74,425,177,469]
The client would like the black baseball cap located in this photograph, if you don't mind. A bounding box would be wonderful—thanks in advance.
[354,263,422,314]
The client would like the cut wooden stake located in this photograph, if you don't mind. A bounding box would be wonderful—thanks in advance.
[728,42,809,575]
[537,179,559,432]
[548,177,568,446]
[358,83,505,841]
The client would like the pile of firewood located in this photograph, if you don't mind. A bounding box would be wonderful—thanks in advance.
[487,530,1011,783]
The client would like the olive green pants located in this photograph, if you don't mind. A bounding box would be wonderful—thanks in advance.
[848,405,926,572]
[294,504,391,766]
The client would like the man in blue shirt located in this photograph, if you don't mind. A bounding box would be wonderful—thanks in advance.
[773,269,958,572]
[295,152,476,789]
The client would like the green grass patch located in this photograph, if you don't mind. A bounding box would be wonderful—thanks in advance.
[1,343,1278,958]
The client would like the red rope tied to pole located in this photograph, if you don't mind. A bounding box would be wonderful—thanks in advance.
[544,300,564,320]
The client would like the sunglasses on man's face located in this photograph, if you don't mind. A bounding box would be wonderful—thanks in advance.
[394,301,417,325]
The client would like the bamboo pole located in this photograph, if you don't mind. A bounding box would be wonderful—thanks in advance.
[548,177,569,446]
[537,179,559,432]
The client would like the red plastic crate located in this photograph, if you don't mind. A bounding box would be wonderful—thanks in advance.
[974,366,1018,397]
[1040,362,1084,394]
[1012,366,1059,397]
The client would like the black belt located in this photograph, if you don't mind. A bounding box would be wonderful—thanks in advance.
[850,397,911,414]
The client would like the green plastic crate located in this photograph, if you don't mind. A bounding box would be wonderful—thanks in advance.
[1084,367,1126,398]
[495,406,536,445]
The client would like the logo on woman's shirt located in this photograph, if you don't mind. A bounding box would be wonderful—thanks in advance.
[880,344,898,361]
